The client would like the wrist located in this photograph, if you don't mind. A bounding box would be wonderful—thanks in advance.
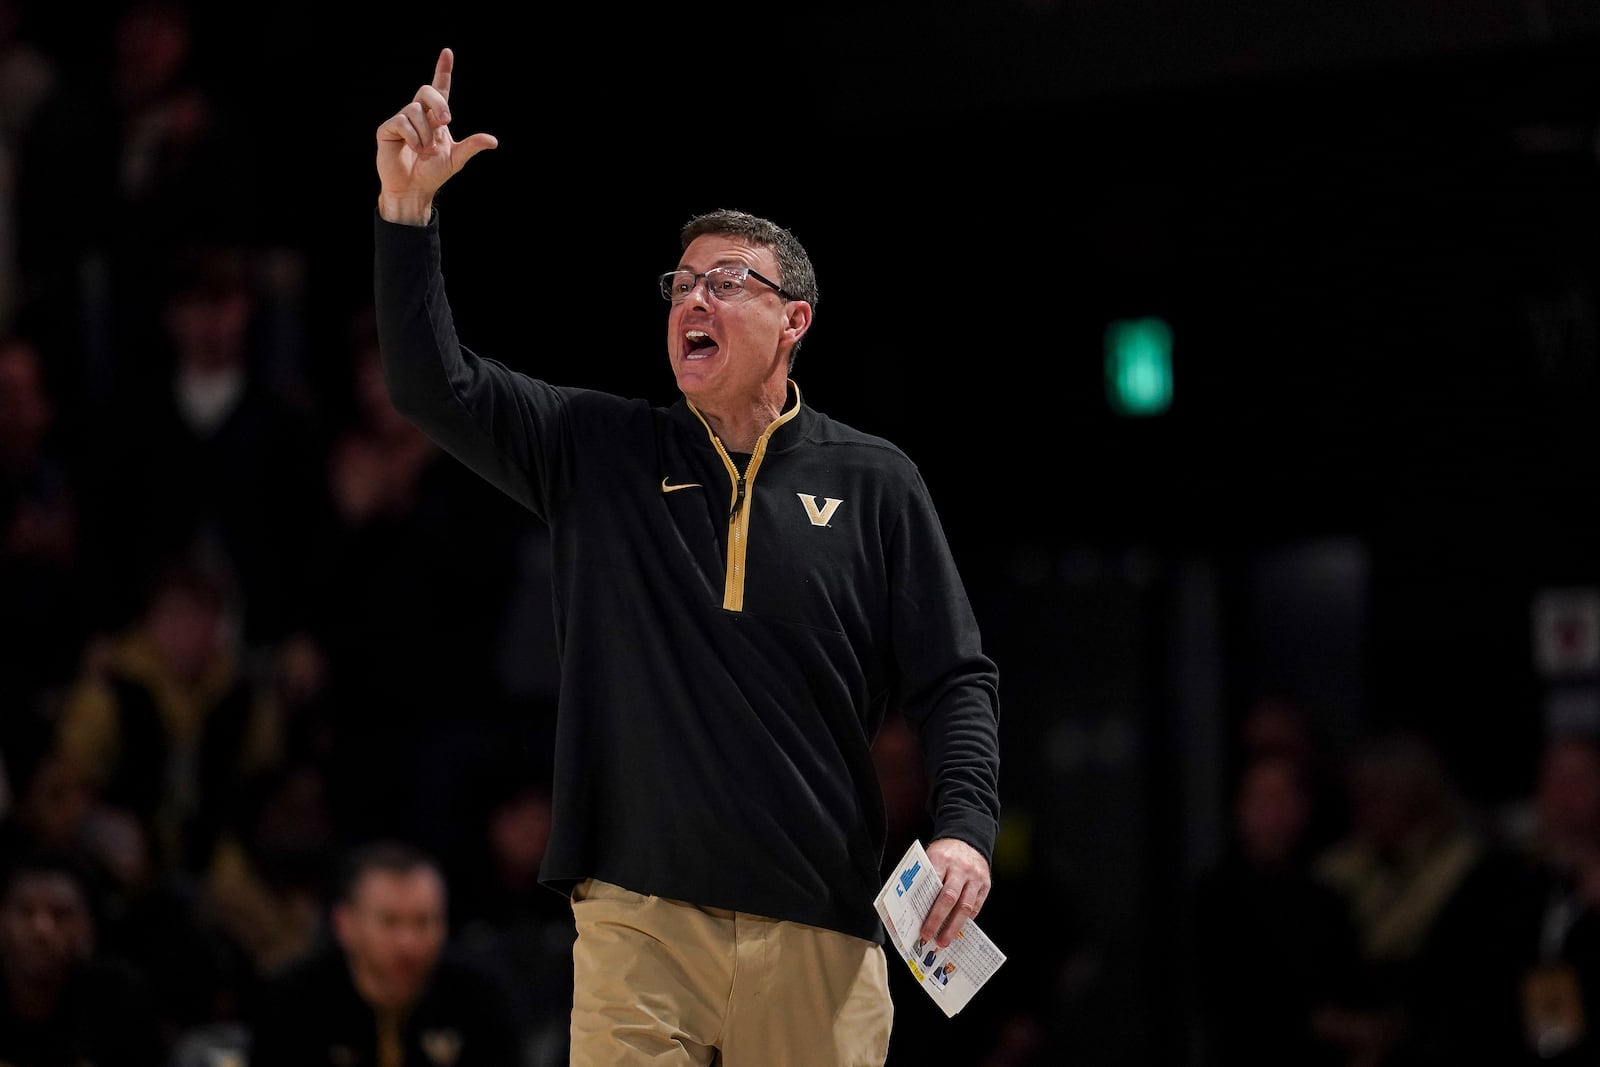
[376,192,433,227]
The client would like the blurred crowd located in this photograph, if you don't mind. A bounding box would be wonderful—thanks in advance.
[1187,697,1600,1067]
[0,1,575,1064]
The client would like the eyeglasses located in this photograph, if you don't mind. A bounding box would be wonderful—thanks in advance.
[659,266,792,304]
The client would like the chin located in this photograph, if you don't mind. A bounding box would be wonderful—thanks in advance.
[675,370,712,398]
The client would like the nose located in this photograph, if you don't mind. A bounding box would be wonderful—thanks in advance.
[685,274,713,307]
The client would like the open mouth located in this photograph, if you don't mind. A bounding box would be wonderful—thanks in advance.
[685,330,718,360]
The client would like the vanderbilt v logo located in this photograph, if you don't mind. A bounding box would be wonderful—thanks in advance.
[797,493,844,527]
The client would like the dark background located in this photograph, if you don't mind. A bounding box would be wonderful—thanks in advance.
[19,2,1600,1063]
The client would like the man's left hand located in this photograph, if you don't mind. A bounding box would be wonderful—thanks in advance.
[919,837,991,949]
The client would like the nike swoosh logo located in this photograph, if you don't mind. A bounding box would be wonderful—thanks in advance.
[661,478,703,493]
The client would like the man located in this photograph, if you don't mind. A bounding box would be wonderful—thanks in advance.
[371,48,1002,1066]
[0,849,167,1067]
[55,554,282,879]
[247,840,523,1067]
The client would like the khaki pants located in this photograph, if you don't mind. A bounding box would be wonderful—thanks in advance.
[569,878,893,1067]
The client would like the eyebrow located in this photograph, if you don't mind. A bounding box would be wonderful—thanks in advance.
[676,255,762,270]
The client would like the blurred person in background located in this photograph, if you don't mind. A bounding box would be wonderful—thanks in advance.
[1402,731,1600,1065]
[1313,728,1486,1064]
[15,0,261,411]
[0,712,259,1056]
[1238,693,1348,856]
[1191,749,1385,1067]
[0,0,58,336]
[77,239,320,651]
[192,758,334,1000]
[0,741,95,873]
[53,553,286,880]
[248,838,524,1067]
[0,847,166,1067]
[446,757,572,1067]
[0,328,89,722]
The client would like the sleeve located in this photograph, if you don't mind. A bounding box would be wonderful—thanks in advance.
[889,470,1002,862]
[372,209,563,522]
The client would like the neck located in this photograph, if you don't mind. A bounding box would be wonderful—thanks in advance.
[695,380,791,454]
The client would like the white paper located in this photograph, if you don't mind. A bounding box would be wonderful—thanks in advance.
[874,839,1006,1017]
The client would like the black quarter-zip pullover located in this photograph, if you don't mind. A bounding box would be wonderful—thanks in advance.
[375,211,1000,941]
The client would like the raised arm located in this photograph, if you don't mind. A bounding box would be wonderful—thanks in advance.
[374,47,499,225]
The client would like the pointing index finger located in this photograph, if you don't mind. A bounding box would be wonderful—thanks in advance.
[434,47,454,102]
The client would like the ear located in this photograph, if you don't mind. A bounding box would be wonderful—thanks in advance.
[783,299,813,348]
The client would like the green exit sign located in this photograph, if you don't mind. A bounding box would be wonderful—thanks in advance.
[1105,317,1173,416]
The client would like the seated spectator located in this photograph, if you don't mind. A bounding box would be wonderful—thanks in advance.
[0,723,259,1053]
[1237,692,1348,855]
[1190,750,1385,1067]
[0,741,95,863]
[80,802,241,1056]
[447,762,573,1067]
[0,328,88,718]
[76,238,320,651]
[1313,729,1486,1060]
[193,759,334,995]
[0,847,167,1067]
[54,552,286,878]
[1405,731,1600,1066]
[248,838,524,1067]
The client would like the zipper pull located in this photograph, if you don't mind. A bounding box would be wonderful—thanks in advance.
[729,473,747,519]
